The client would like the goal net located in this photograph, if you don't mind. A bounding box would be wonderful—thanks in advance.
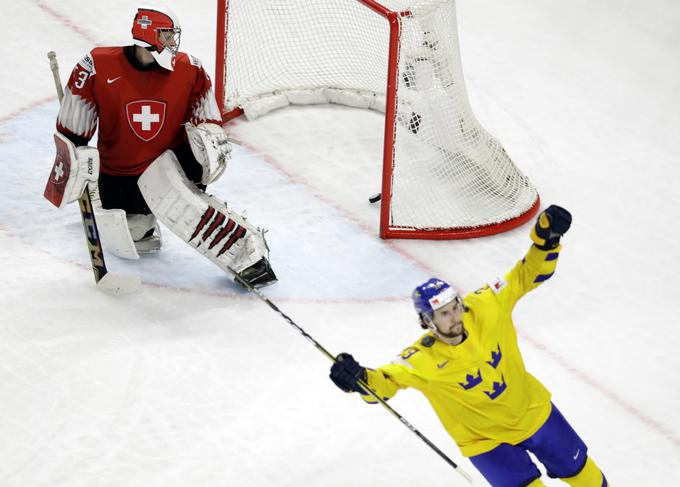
[215,0,540,239]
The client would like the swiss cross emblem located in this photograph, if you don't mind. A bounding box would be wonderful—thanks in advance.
[44,134,73,208]
[137,15,152,29]
[53,161,65,182]
[126,100,166,141]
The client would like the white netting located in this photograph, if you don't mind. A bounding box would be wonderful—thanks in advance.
[219,0,538,237]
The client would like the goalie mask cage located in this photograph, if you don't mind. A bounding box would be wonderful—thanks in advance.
[215,0,540,239]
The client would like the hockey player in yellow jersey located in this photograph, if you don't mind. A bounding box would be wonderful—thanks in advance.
[330,205,609,487]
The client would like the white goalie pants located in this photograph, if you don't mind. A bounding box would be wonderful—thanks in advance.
[138,150,268,274]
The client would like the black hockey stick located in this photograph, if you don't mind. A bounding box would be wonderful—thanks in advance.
[47,51,141,294]
[230,269,474,484]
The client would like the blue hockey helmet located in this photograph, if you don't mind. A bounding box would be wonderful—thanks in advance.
[412,278,460,321]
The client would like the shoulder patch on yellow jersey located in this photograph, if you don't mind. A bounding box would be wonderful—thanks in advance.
[489,276,507,294]
[390,356,415,369]
[421,335,435,347]
[472,285,488,295]
[400,347,420,360]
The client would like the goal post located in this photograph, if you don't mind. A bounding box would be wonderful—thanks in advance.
[215,0,540,239]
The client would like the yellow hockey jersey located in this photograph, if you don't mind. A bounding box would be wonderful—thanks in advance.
[363,244,562,457]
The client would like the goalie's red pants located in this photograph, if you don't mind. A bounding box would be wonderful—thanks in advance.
[98,142,204,214]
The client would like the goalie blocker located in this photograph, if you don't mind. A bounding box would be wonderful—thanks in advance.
[138,150,277,288]
[44,132,99,208]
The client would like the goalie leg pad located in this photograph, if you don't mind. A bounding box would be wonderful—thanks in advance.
[127,213,156,241]
[96,208,140,260]
[127,213,162,254]
[94,211,161,259]
[44,132,99,208]
[137,150,269,275]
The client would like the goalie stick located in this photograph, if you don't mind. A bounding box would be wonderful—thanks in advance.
[48,51,141,295]
[229,268,474,485]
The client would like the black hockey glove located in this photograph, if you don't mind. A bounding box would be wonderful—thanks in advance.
[531,205,572,250]
[330,353,368,394]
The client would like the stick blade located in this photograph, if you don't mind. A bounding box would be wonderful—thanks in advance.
[96,273,142,295]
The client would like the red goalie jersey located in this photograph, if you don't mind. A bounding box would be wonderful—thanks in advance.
[56,47,223,176]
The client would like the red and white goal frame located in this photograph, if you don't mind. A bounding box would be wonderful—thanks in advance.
[214,0,540,239]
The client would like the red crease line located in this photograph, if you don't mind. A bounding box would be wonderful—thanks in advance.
[519,330,680,450]
[0,96,56,126]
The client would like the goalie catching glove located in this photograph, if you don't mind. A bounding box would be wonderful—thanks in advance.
[185,122,230,185]
[44,132,99,208]
[530,205,572,250]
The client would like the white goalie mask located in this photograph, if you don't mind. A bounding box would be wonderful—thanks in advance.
[132,5,181,71]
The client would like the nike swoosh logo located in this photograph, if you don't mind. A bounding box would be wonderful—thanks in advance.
[437,360,449,369]
[573,449,580,460]
[107,76,122,84]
